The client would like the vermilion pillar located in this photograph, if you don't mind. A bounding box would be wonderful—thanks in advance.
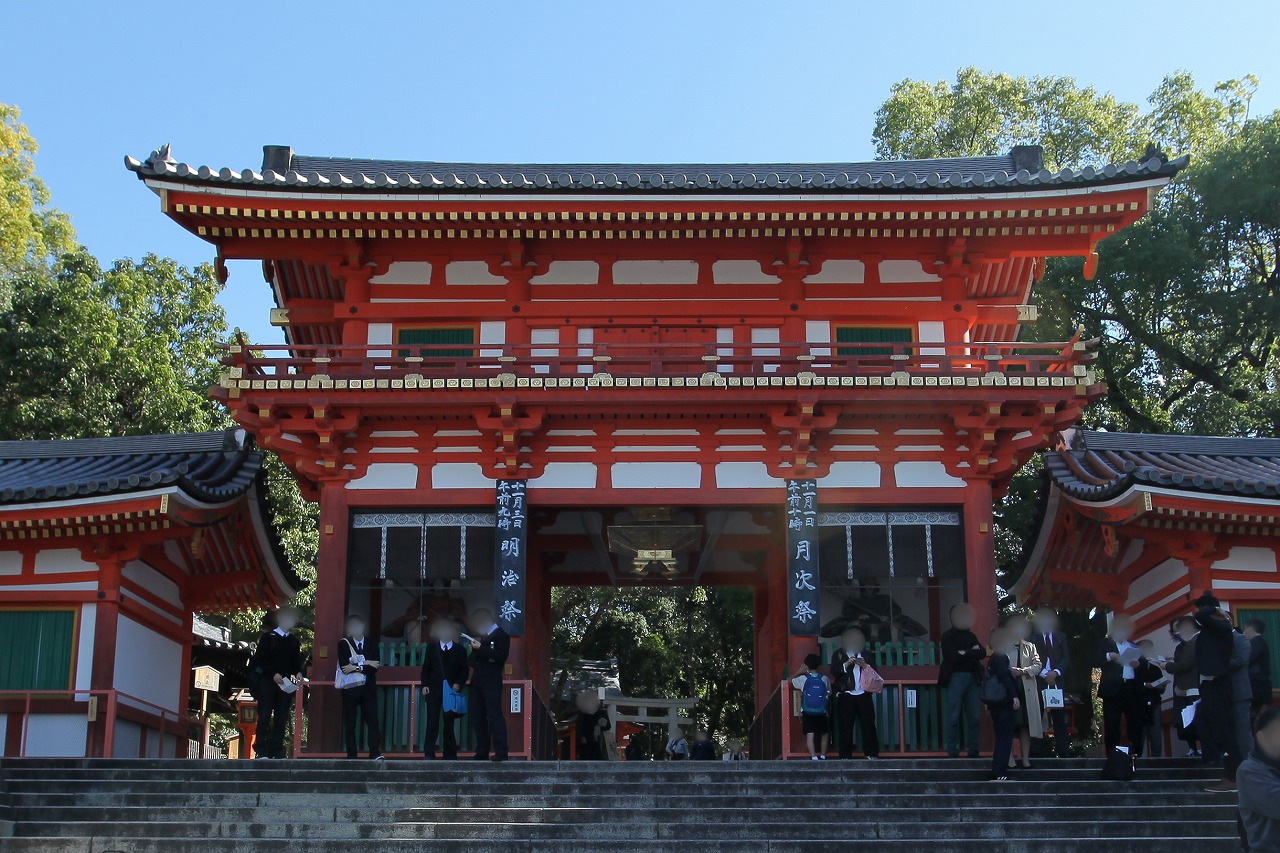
[962,476,999,643]
[307,482,350,754]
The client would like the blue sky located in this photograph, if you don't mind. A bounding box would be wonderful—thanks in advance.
[8,0,1280,344]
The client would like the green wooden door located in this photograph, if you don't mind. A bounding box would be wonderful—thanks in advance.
[835,326,913,356]
[0,610,75,690]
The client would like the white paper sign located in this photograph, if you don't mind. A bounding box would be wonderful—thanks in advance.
[905,690,917,709]
[509,686,522,714]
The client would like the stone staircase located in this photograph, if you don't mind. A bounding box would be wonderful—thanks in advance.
[0,757,1241,852]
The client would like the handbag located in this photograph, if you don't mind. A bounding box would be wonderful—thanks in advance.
[335,639,367,689]
[443,679,468,715]
[978,672,1010,705]
[861,665,886,694]
[1041,687,1065,709]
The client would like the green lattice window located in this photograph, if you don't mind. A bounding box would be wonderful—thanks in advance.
[836,326,913,356]
[0,609,76,691]
[396,326,476,359]
[1239,608,1280,686]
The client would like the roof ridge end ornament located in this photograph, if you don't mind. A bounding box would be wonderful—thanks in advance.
[145,143,175,168]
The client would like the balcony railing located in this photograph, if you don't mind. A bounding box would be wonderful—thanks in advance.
[220,336,1095,391]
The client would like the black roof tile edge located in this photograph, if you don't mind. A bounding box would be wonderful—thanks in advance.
[1046,430,1280,502]
[124,147,1188,195]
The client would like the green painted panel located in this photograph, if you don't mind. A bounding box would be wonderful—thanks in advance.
[835,326,912,357]
[0,610,74,691]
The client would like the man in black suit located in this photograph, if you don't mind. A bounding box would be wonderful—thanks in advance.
[338,613,383,761]
[1196,592,1244,793]
[1031,605,1072,757]
[247,606,304,759]
[1092,613,1145,757]
[1245,619,1274,723]
[467,608,511,761]
[420,619,471,759]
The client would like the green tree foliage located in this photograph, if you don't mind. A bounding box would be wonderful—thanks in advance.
[874,69,1275,580]
[0,252,227,438]
[0,106,74,301]
[552,585,754,742]
[0,104,318,625]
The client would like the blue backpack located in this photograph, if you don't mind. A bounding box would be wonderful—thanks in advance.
[801,672,829,715]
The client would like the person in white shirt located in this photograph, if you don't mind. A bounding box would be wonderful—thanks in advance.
[830,627,880,759]
[1092,614,1146,756]
[338,613,383,760]
[665,725,689,761]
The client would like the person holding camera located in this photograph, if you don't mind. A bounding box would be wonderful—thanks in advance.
[830,626,879,759]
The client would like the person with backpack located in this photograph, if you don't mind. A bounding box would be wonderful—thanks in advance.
[982,628,1021,781]
[830,627,880,759]
[791,653,831,760]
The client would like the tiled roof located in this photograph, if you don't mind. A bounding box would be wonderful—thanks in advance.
[124,143,1187,195]
[1046,430,1280,502]
[0,429,262,505]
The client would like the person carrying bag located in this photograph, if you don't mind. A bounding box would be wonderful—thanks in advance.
[420,619,470,760]
[337,615,383,760]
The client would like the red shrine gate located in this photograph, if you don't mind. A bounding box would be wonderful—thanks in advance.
[128,143,1182,756]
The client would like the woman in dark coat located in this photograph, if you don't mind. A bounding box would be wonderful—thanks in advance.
[985,628,1022,782]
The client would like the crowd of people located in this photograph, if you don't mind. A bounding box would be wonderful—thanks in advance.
[244,595,1280,845]
[246,605,513,761]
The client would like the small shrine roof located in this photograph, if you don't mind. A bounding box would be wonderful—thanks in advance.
[0,429,262,505]
[1046,429,1280,503]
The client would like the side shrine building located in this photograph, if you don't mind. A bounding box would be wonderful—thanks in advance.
[127,144,1183,756]
[0,430,301,757]
[1014,430,1280,669]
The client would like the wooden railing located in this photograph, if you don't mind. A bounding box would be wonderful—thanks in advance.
[290,678,541,759]
[748,681,787,760]
[0,689,187,758]
[221,336,1094,385]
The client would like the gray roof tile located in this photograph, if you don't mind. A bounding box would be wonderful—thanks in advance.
[1046,430,1280,502]
[125,144,1187,195]
[0,429,261,505]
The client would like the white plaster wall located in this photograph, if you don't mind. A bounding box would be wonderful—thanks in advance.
[113,719,142,758]
[122,561,181,609]
[34,549,94,574]
[0,551,21,575]
[918,320,946,356]
[75,603,96,691]
[715,462,782,489]
[479,321,506,358]
[819,462,882,488]
[804,259,865,284]
[880,260,942,283]
[528,463,598,490]
[346,463,420,490]
[430,463,491,490]
[1124,558,1188,610]
[611,462,702,489]
[711,260,780,284]
[24,714,88,757]
[113,616,182,714]
[893,461,964,487]
[444,261,506,285]
[530,261,599,285]
[370,261,432,284]
[1213,547,1279,574]
[613,260,699,285]
[366,322,393,359]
